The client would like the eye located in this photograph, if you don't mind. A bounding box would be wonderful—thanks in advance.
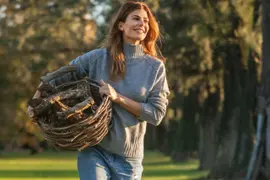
[133,17,140,21]
[144,19,149,23]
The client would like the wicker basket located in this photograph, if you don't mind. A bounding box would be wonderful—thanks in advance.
[29,78,112,151]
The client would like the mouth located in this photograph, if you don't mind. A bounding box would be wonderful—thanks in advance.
[134,28,145,34]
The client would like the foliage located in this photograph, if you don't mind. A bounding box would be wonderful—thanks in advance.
[0,0,97,142]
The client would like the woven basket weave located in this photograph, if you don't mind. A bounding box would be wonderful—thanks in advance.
[29,78,112,151]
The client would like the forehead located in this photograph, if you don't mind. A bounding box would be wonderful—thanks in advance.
[127,9,148,19]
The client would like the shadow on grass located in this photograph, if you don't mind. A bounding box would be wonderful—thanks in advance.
[0,170,78,178]
[143,159,208,179]
[143,168,204,177]
[0,169,207,179]
[143,161,173,166]
[0,151,208,179]
[143,160,196,166]
[0,151,77,160]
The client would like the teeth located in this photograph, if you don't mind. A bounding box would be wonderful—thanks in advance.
[135,29,144,33]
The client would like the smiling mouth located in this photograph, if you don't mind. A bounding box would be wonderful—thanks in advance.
[134,29,145,33]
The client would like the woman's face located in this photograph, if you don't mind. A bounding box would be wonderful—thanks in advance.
[119,9,149,45]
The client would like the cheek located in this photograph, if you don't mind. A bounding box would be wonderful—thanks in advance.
[123,28,131,36]
[126,28,137,36]
[125,26,134,34]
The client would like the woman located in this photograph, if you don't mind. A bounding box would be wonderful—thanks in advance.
[70,1,169,180]
[30,1,169,179]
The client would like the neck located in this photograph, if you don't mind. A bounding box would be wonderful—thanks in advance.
[123,43,145,60]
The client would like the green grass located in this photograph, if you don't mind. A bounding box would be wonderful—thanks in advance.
[0,150,208,180]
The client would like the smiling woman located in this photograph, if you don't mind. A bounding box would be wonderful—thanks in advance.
[71,2,170,180]
[27,1,170,180]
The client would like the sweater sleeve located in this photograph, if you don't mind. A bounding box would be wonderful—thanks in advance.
[138,63,170,126]
[69,49,99,79]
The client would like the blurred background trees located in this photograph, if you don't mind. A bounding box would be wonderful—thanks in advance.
[0,0,267,179]
[0,0,97,147]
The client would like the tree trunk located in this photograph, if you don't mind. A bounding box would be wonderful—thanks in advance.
[198,85,222,170]
[198,113,220,170]
[262,0,270,169]
[245,1,270,179]
[207,1,259,178]
[171,88,199,162]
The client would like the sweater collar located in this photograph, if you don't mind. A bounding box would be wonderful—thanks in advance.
[123,43,145,60]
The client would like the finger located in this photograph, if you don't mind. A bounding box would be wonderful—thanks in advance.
[100,79,106,86]
[99,86,107,93]
[99,91,107,99]
[99,91,104,98]
[99,88,104,96]
[99,88,109,97]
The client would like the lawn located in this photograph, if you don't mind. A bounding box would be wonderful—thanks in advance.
[0,150,208,180]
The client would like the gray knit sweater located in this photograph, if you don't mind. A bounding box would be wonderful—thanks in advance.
[69,43,170,159]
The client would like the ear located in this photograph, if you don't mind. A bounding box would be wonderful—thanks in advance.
[118,21,124,31]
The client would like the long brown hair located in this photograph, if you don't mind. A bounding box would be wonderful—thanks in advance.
[102,1,165,79]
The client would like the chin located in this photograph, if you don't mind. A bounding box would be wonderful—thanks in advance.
[134,36,146,41]
[127,35,146,44]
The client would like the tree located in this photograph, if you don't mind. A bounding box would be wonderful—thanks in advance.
[141,0,261,178]
[0,0,97,146]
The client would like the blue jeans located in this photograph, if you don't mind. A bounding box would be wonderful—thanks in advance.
[77,146,143,180]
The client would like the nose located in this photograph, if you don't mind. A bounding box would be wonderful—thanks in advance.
[138,19,144,26]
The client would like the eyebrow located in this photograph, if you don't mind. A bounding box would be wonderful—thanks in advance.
[132,15,149,20]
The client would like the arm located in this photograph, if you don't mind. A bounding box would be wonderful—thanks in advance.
[115,93,142,117]
[69,49,101,79]
[99,63,170,126]
[99,80,141,116]
[137,63,170,126]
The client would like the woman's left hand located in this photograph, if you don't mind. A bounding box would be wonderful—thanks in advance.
[99,79,119,102]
